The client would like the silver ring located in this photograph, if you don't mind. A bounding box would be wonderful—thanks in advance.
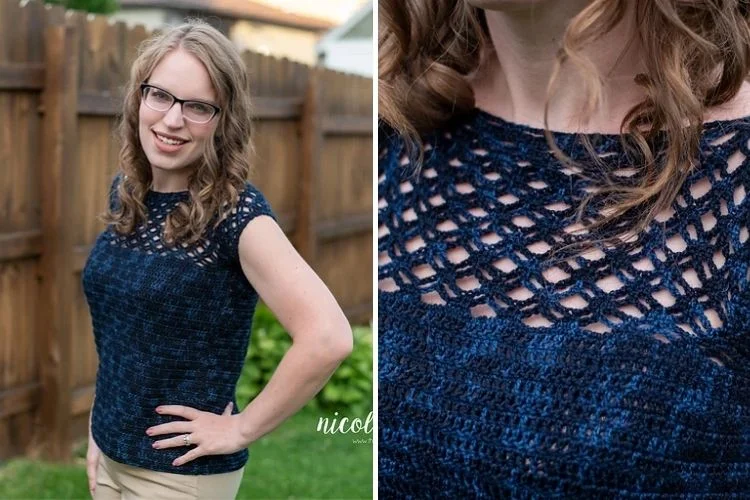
[183,434,191,446]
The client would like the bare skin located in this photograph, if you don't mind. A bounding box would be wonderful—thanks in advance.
[469,0,750,133]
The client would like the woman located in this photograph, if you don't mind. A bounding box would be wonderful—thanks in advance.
[379,0,750,496]
[82,21,353,499]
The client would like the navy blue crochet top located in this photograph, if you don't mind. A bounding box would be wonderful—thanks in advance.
[378,109,750,497]
[82,173,275,475]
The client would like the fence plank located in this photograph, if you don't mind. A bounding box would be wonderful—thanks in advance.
[0,230,42,262]
[322,115,372,135]
[294,68,322,264]
[0,62,44,89]
[78,89,120,115]
[35,22,79,461]
[0,382,40,420]
[317,213,371,241]
[253,96,303,118]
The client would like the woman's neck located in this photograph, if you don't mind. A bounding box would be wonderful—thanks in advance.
[470,0,648,134]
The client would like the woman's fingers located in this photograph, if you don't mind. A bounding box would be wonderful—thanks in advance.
[148,401,232,436]
[222,401,233,416]
[152,433,195,450]
[155,405,202,419]
[146,421,193,437]
[172,446,204,467]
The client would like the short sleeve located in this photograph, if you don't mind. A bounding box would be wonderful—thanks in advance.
[218,182,276,266]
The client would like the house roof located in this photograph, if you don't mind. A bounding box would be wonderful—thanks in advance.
[316,0,371,52]
[119,0,336,31]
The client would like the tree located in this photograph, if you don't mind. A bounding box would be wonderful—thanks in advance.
[43,0,119,15]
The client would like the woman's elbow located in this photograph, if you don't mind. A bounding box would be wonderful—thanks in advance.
[327,318,354,361]
[296,315,353,362]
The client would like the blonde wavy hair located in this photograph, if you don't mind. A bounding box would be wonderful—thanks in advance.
[101,20,254,247]
[379,0,750,263]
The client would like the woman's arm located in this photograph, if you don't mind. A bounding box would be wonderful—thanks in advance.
[234,215,354,444]
[86,392,100,495]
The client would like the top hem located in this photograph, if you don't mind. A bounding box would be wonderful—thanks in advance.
[91,431,249,476]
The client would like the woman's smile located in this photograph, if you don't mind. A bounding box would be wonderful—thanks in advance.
[152,129,191,153]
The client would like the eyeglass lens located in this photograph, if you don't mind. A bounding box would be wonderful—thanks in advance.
[144,87,215,123]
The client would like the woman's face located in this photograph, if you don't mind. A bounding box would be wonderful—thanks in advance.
[138,48,219,178]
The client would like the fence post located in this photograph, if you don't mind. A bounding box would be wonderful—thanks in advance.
[295,68,322,265]
[35,21,80,461]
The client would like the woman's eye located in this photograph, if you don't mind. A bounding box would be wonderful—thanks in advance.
[151,90,170,102]
[186,102,212,115]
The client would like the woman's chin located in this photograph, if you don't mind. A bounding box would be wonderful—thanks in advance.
[145,152,195,172]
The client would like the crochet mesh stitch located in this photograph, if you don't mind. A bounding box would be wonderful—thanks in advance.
[379,110,750,361]
[107,176,269,269]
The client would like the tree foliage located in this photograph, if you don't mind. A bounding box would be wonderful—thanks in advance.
[43,0,119,15]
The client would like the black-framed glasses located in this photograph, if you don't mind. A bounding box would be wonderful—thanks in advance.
[140,83,221,124]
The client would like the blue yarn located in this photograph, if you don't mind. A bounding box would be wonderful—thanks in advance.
[82,173,275,475]
[378,108,750,497]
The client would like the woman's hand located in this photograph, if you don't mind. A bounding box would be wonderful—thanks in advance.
[86,428,101,496]
[146,402,249,467]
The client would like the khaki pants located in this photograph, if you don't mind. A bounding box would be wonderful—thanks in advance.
[93,451,244,500]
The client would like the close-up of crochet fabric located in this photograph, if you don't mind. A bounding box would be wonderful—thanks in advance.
[82,174,275,475]
[378,108,750,496]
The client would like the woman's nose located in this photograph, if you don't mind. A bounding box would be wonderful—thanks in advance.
[162,102,185,128]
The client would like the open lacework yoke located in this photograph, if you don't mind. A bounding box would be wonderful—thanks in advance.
[377,109,750,496]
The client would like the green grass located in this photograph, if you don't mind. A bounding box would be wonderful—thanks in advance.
[0,406,373,499]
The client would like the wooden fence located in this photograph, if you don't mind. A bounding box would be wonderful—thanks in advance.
[0,0,372,461]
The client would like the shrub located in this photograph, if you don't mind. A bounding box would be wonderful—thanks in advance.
[236,305,373,417]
